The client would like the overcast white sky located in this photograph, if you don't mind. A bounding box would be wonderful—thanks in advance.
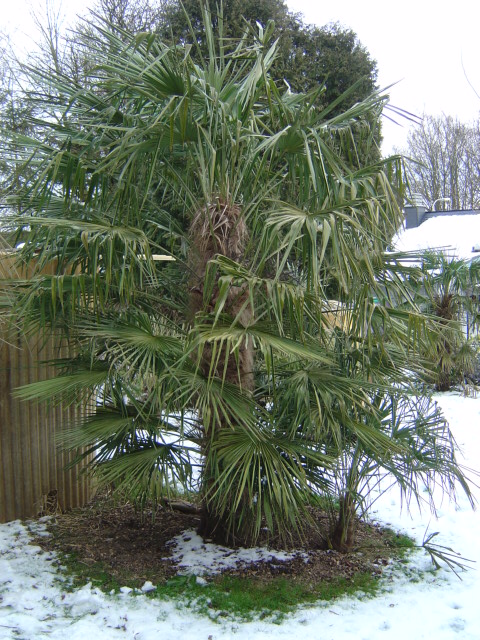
[291,0,480,153]
[3,0,480,153]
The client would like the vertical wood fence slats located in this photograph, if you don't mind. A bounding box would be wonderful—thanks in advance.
[0,254,91,522]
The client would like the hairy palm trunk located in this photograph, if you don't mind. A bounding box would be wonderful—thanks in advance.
[330,493,356,553]
[189,199,254,545]
[434,293,455,392]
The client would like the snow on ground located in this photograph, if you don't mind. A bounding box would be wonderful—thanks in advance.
[1,391,480,640]
[167,530,306,576]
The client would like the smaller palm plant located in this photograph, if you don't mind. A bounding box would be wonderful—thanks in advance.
[419,251,480,391]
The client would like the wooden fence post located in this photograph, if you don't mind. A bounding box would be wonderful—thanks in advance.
[0,253,91,522]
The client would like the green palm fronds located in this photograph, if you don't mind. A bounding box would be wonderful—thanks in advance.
[1,4,472,547]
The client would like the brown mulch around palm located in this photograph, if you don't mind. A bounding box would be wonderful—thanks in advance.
[34,495,403,588]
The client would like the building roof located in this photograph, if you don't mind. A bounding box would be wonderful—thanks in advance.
[421,209,480,224]
[395,209,480,260]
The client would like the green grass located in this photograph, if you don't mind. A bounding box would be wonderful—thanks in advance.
[159,572,382,622]
[381,528,416,552]
[53,551,386,622]
[54,551,126,593]
[216,573,379,619]
[39,505,418,623]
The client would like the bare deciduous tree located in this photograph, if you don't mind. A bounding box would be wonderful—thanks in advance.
[400,113,480,210]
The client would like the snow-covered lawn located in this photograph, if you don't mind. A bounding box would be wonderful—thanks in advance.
[1,392,479,639]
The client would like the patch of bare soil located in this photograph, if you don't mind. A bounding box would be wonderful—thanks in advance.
[35,495,403,588]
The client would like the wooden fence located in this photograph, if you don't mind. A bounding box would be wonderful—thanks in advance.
[0,254,91,522]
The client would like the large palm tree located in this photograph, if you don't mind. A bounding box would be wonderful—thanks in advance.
[3,8,471,547]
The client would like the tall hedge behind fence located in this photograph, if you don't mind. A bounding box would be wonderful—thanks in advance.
[0,254,91,522]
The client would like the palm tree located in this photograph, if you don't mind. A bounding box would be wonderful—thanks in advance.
[417,251,480,391]
[3,7,471,547]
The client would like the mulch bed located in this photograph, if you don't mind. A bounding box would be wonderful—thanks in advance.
[34,495,400,587]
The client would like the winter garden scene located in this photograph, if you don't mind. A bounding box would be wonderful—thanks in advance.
[1,1,480,639]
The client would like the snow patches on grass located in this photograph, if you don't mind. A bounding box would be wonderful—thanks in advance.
[165,529,307,576]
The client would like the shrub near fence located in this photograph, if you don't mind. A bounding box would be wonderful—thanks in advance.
[0,253,91,522]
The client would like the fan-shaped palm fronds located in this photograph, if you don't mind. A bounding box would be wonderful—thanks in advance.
[1,5,471,547]
[416,251,480,390]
